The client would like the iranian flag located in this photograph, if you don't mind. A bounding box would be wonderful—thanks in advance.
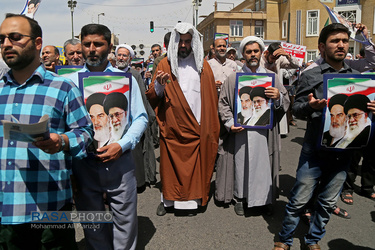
[82,75,130,102]
[214,33,229,41]
[238,75,273,91]
[131,58,144,65]
[327,77,375,101]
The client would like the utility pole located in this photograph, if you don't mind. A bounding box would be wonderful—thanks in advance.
[98,13,105,24]
[192,0,202,28]
[67,0,77,39]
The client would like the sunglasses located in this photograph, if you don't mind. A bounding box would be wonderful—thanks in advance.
[0,32,34,44]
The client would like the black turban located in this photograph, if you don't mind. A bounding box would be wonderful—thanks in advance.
[103,92,128,115]
[344,94,370,114]
[250,86,268,100]
[328,94,347,111]
[86,93,106,112]
[239,86,252,98]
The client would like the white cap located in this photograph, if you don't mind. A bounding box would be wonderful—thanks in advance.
[239,36,265,56]
[115,44,135,58]
[226,47,236,53]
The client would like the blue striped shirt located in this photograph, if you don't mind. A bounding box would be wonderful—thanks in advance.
[0,65,93,224]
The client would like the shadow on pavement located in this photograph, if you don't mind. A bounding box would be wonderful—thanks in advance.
[328,238,375,250]
[291,136,304,146]
[137,216,156,250]
[279,174,296,198]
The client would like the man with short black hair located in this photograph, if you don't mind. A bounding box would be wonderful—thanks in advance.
[68,23,147,250]
[151,43,162,60]
[273,23,375,250]
[0,13,92,249]
[152,32,171,77]
[208,38,237,93]
[144,44,162,82]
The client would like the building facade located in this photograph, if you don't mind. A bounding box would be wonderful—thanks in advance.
[197,0,375,62]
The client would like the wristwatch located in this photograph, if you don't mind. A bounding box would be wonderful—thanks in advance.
[58,134,66,152]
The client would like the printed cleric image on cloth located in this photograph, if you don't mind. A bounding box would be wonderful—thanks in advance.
[78,72,132,152]
[321,74,375,150]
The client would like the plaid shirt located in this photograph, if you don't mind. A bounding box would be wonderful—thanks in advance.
[0,65,93,224]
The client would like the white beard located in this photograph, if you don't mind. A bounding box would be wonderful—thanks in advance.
[241,108,252,120]
[346,117,367,140]
[329,124,345,140]
[248,104,268,126]
[116,60,129,70]
[336,116,369,148]
[94,124,110,148]
[110,116,128,142]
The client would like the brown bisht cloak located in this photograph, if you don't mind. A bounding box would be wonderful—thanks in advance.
[146,57,220,206]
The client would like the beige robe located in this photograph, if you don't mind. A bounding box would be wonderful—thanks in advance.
[216,67,290,204]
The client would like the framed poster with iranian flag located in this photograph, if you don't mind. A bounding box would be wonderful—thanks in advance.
[78,72,132,151]
[234,73,275,129]
[321,74,375,150]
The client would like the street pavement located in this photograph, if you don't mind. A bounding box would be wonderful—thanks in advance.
[76,119,375,249]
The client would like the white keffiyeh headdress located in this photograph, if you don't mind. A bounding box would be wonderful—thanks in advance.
[167,22,204,81]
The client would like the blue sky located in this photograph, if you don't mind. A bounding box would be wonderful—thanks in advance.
[1,0,243,48]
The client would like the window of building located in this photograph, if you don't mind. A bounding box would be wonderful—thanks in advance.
[230,20,243,37]
[260,0,265,10]
[306,10,319,37]
[255,0,259,11]
[255,21,264,39]
[334,5,362,25]
[306,50,318,62]
[282,20,287,39]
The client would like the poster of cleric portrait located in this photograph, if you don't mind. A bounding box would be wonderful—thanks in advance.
[234,73,274,129]
[78,72,132,150]
[321,74,375,150]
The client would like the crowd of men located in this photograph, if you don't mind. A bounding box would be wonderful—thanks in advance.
[0,12,375,250]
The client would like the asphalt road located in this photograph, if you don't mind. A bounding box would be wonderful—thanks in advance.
[76,119,375,250]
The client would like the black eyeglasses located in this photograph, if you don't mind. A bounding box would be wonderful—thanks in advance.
[0,32,34,44]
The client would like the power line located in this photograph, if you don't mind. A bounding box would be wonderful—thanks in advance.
[79,0,187,8]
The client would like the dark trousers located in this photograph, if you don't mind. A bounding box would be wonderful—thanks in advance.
[0,204,77,250]
[343,138,375,195]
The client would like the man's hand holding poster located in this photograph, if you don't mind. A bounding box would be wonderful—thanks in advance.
[78,72,132,154]
[234,73,274,129]
[321,74,375,149]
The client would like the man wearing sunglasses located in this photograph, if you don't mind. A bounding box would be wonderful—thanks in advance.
[0,14,93,248]
[0,48,9,78]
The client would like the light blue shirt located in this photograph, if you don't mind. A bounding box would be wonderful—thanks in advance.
[68,62,148,153]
